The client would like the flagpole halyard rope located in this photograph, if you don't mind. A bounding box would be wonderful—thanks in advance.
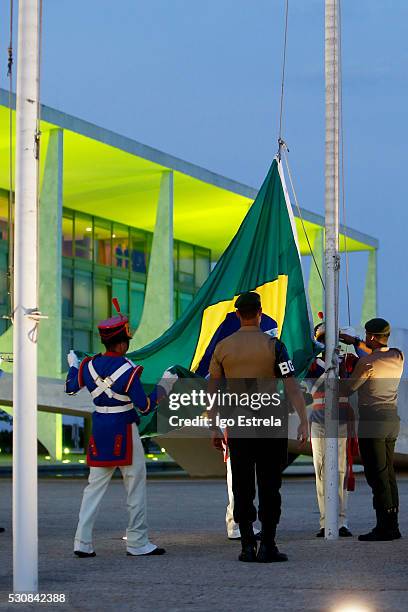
[278,0,289,158]
[7,0,14,318]
[275,0,324,291]
[281,146,325,289]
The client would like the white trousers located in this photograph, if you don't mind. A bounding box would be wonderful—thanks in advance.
[310,421,348,529]
[225,457,240,538]
[74,423,155,554]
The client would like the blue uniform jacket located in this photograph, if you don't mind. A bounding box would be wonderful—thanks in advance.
[65,352,160,467]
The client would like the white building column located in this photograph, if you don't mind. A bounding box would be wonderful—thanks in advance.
[130,171,174,349]
[361,249,377,325]
[38,128,63,460]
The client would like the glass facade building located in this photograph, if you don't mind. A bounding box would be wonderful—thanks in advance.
[0,189,10,336]
[0,92,379,466]
[61,208,211,364]
[0,194,211,367]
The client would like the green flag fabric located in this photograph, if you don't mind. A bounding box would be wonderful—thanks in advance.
[127,157,315,384]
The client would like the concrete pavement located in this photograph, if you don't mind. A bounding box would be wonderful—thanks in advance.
[1,475,408,611]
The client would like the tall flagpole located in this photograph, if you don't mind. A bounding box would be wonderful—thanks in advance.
[324,0,340,540]
[13,0,40,591]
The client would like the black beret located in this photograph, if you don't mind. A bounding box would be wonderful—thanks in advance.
[365,318,391,335]
[234,291,261,311]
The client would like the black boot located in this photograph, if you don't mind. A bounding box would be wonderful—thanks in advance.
[358,509,394,541]
[256,525,288,563]
[256,542,288,563]
[238,523,257,562]
[388,507,402,540]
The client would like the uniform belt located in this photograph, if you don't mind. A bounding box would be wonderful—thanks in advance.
[94,404,134,414]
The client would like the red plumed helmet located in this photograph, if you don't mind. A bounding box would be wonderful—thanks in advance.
[97,298,132,341]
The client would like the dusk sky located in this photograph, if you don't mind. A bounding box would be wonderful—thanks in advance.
[1,0,407,329]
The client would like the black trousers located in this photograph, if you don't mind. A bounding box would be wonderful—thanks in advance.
[228,437,288,534]
[358,416,400,512]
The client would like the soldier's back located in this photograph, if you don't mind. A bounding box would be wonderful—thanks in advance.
[214,326,276,378]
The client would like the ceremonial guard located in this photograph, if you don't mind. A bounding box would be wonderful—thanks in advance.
[66,300,171,557]
[342,318,404,541]
[307,319,357,538]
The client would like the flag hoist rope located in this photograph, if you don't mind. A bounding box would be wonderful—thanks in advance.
[276,0,325,289]
[7,0,14,319]
[278,0,289,146]
[281,146,325,290]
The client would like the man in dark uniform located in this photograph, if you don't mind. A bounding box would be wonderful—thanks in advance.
[209,292,308,563]
[66,303,171,557]
[343,318,404,541]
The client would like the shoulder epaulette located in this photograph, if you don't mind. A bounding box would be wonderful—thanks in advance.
[124,365,144,393]
[78,355,93,388]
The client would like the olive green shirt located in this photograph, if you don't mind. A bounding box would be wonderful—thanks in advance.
[344,347,404,409]
[209,326,278,379]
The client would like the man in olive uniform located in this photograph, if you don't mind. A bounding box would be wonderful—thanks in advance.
[209,292,308,563]
[343,318,404,541]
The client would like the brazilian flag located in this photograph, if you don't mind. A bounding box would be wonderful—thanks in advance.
[127,157,315,386]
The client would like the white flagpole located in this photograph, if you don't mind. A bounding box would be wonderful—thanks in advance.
[13,0,40,591]
[324,0,340,540]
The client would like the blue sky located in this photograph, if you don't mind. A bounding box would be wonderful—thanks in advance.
[1,0,407,328]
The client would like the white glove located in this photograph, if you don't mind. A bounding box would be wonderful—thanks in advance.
[159,368,179,395]
[340,326,357,337]
[67,350,79,369]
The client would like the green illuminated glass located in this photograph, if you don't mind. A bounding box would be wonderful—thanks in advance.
[62,211,74,258]
[112,278,129,315]
[74,270,92,321]
[62,273,73,318]
[94,219,112,266]
[0,189,9,242]
[130,281,145,330]
[194,247,211,289]
[74,213,93,260]
[62,329,73,369]
[73,329,91,353]
[61,208,212,354]
[113,223,129,271]
[130,229,148,274]
[178,242,194,288]
[94,280,111,322]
